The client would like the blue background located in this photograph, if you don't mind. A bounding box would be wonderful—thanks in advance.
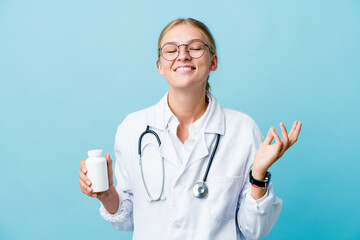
[1,0,359,239]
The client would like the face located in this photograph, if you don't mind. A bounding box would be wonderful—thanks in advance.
[158,24,218,91]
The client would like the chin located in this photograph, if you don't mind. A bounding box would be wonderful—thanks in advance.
[169,80,206,91]
[166,73,207,88]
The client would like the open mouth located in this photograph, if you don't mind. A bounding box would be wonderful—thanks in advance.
[174,66,196,73]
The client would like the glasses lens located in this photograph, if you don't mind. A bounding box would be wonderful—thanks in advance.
[188,41,205,58]
[161,44,178,61]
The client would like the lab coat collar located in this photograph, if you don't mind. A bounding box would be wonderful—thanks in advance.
[144,93,167,131]
[164,92,211,137]
[145,92,225,136]
[202,92,225,135]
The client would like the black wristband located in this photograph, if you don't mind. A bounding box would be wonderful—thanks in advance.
[249,170,271,189]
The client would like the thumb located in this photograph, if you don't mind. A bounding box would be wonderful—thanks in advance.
[263,127,275,145]
[105,153,114,188]
[105,153,113,166]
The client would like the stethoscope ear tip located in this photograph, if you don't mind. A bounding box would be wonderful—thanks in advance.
[160,195,167,201]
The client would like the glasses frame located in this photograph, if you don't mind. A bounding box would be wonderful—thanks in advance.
[159,40,213,61]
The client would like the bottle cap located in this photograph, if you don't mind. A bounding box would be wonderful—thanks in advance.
[88,149,103,157]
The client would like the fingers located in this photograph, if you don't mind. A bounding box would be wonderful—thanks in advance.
[78,168,91,186]
[260,121,302,165]
[280,122,290,152]
[78,176,96,197]
[79,177,95,197]
[289,120,302,145]
[263,127,275,145]
[288,120,298,137]
[79,160,96,197]
[272,130,283,152]
[79,160,87,174]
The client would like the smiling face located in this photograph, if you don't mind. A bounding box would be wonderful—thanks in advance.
[158,24,218,92]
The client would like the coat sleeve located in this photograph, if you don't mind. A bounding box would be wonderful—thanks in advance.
[99,121,134,231]
[236,122,283,240]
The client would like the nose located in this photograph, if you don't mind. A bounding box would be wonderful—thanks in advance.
[177,45,191,61]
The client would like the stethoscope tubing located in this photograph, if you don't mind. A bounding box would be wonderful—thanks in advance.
[139,154,166,202]
[138,126,161,155]
[138,125,220,201]
[202,133,220,182]
[138,126,165,201]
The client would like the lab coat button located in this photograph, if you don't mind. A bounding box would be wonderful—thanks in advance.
[186,139,195,145]
[174,221,182,229]
[177,182,185,189]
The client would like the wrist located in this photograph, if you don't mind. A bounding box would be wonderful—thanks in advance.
[251,167,268,181]
[249,170,271,189]
[98,186,120,215]
[97,185,117,202]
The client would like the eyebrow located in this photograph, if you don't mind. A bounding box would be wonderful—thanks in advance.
[162,38,204,45]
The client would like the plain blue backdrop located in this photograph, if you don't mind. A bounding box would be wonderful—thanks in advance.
[1,0,359,239]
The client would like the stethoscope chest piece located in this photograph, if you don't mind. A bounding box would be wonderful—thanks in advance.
[193,182,209,199]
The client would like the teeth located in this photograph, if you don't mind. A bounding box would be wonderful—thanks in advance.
[176,67,193,71]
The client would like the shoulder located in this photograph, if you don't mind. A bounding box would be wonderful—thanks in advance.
[123,106,153,125]
[223,107,259,129]
[207,93,262,138]
[119,93,167,132]
[117,104,157,133]
[113,105,158,153]
[221,107,263,142]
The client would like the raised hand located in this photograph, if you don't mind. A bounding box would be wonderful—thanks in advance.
[252,120,302,179]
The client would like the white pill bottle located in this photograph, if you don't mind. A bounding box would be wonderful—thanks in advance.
[85,149,109,192]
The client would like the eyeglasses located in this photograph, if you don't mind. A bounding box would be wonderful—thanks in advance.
[159,40,213,61]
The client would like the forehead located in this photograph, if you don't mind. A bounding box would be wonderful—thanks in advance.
[161,24,205,45]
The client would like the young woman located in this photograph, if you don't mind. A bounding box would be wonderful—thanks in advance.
[79,18,302,239]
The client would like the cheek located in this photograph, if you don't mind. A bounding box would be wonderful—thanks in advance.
[158,65,164,75]
[158,60,171,75]
[198,59,212,71]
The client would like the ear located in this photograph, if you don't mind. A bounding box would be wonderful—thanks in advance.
[157,60,164,75]
[209,54,218,71]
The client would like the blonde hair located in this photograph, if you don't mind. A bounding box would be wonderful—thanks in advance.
[157,18,217,91]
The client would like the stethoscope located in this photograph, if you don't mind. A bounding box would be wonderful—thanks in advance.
[138,125,220,202]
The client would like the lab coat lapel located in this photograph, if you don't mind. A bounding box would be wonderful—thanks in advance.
[184,93,225,169]
[144,94,167,131]
[159,131,181,168]
[144,93,180,168]
[184,133,209,169]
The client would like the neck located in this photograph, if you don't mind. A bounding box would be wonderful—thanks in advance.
[167,87,208,126]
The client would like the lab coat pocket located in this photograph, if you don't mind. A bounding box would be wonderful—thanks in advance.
[208,176,243,222]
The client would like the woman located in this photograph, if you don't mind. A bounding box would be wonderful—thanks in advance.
[79,18,302,239]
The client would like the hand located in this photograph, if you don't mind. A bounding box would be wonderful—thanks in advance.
[252,120,302,179]
[78,153,115,199]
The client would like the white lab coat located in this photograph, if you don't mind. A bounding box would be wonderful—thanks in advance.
[100,92,282,240]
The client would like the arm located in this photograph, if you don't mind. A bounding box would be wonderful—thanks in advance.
[98,123,134,230]
[252,120,302,199]
[78,123,134,231]
[237,120,302,239]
